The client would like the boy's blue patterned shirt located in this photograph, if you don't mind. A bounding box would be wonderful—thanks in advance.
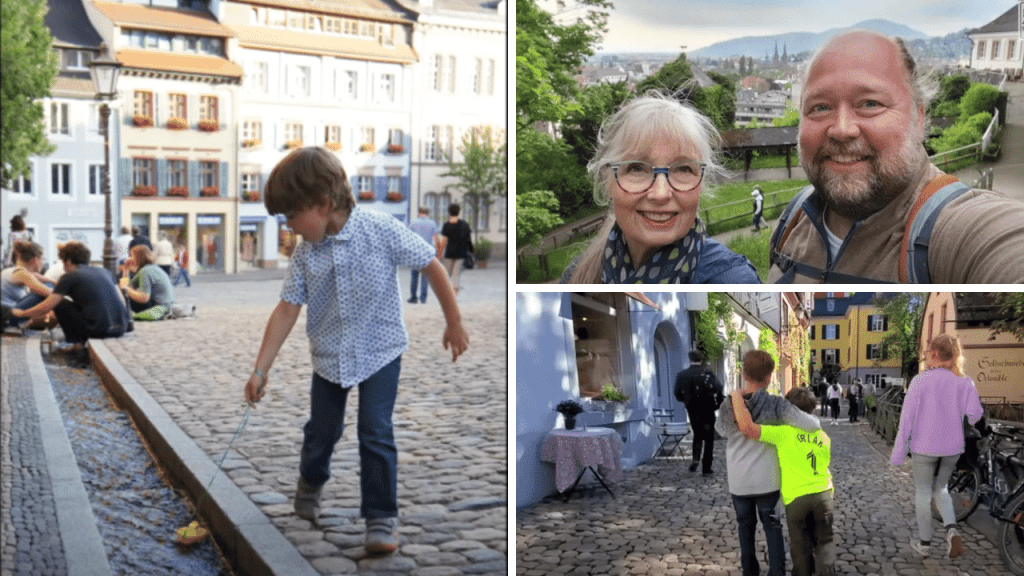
[281,207,435,387]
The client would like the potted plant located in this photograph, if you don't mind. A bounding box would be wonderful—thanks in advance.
[132,185,157,196]
[360,143,375,153]
[358,191,375,201]
[241,138,262,149]
[167,186,189,197]
[474,237,493,268]
[133,115,153,127]
[386,191,403,202]
[167,117,188,130]
[387,143,404,154]
[325,142,342,152]
[598,384,629,403]
[284,140,302,150]
[555,400,584,430]
[198,119,219,132]
[243,190,260,202]
[200,186,219,197]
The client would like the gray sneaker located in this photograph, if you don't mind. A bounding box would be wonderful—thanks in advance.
[365,517,399,555]
[294,476,322,522]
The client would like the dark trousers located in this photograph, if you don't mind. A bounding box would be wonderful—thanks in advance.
[786,491,836,576]
[848,400,859,422]
[691,419,715,473]
[732,491,786,576]
[829,399,840,420]
[52,300,125,344]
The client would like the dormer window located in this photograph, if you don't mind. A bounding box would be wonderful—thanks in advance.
[60,49,94,71]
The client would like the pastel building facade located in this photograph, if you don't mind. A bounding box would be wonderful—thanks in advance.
[808,292,902,388]
[968,5,1024,79]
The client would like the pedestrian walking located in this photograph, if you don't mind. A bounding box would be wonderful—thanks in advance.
[154,231,175,277]
[407,207,440,304]
[827,380,842,425]
[816,379,828,417]
[242,147,469,555]
[172,243,191,287]
[440,203,472,296]
[847,378,862,423]
[716,350,821,576]
[751,185,765,231]
[891,334,983,560]
[730,386,836,576]
[674,350,724,475]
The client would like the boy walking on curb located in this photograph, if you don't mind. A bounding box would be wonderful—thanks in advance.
[716,350,821,576]
[243,148,470,555]
[731,386,837,576]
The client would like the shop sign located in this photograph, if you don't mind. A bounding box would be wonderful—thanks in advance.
[968,347,1024,400]
[197,215,223,226]
[159,215,185,226]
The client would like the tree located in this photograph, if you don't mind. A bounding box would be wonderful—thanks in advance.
[694,293,742,362]
[516,127,590,217]
[1,0,58,185]
[988,293,1024,342]
[515,0,611,132]
[561,81,630,172]
[819,361,844,385]
[516,191,564,247]
[772,101,800,127]
[873,293,927,380]
[739,56,746,76]
[441,127,507,241]
[634,52,697,97]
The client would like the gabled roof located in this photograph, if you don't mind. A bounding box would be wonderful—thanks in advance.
[116,49,244,79]
[970,5,1021,35]
[720,126,798,150]
[240,0,414,23]
[45,0,103,49]
[93,2,235,38]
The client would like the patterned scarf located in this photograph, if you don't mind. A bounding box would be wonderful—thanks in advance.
[601,220,705,284]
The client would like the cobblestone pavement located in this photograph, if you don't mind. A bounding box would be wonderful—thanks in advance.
[1,337,67,576]
[101,265,507,575]
[517,413,1014,576]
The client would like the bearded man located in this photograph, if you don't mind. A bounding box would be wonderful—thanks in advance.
[769,30,1024,284]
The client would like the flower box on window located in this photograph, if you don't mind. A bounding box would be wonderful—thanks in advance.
[241,138,262,149]
[132,185,157,196]
[385,191,403,202]
[167,117,188,130]
[284,140,302,150]
[359,143,375,153]
[358,191,375,201]
[167,186,189,197]
[243,191,260,202]
[200,186,220,197]
[325,142,342,152]
[133,115,154,128]
[198,119,220,132]
[387,144,404,154]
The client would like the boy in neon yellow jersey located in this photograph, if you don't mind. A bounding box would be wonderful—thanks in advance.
[731,386,835,576]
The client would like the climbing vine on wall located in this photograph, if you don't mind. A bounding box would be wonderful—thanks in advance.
[695,293,742,362]
[780,310,811,389]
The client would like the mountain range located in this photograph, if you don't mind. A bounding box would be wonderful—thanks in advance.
[690,19,929,59]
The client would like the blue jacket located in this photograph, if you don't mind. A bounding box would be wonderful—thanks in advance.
[560,237,761,284]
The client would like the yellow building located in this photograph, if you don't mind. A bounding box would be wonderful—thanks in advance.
[920,293,1024,402]
[809,292,901,387]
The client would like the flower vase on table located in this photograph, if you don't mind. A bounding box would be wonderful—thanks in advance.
[564,414,577,430]
[555,399,584,431]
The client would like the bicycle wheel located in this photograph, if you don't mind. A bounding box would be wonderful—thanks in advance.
[998,491,1024,576]
[933,466,982,522]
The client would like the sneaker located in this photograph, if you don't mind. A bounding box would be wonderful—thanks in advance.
[947,528,964,559]
[294,476,322,522]
[688,462,698,473]
[910,540,930,557]
[365,517,399,555]
[407,297,418,304]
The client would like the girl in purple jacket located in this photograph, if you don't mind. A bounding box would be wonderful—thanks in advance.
[891,334,984,561]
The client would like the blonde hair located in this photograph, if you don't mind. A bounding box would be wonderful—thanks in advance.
[567,92,725,283]
[928,333,964,377]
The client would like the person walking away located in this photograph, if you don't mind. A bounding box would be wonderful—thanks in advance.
[730,386,836,576]
[128,226,152,251]
[242,148,469,555]
[440,203,472,295]
[173,243,191,287]
[751,185,765,231]
[407,207,440,304]
[674,349,725,475]
[891,334,983,560]
[827,380,842,425]
[847,379,862,423]
[716,350,822,576]
[154,231,175,277]
[817,379,829,417]
[114,226,133,268]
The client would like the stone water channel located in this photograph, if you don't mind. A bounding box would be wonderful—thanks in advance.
[43,349,233,576]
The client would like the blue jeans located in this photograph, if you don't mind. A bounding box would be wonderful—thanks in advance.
[732,491,786,576]
[409,268,428,303]
[299,356,401,519]
[173,266,191,287]
[2,290,49,329]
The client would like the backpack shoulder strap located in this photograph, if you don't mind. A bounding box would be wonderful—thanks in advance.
[899,175,973,283]
[770,185,816,270]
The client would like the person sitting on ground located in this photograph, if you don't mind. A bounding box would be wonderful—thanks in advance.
[11,241,130,350]
[1,240,56,330]
[120,245,174,321]
[731,386,836,576]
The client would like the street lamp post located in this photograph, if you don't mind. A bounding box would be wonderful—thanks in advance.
[88,46,122,277]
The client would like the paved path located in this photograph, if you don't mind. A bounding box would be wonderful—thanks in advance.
[955,80,1024,200]
[517,412,1015,576]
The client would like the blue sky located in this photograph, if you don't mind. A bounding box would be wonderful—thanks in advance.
[545,0,1018,53]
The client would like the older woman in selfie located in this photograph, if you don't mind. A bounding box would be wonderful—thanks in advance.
[562,93,759,284]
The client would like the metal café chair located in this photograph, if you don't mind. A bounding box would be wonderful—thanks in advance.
[651,408,690,460]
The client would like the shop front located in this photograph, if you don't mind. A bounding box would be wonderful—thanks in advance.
[197,214,225,273]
